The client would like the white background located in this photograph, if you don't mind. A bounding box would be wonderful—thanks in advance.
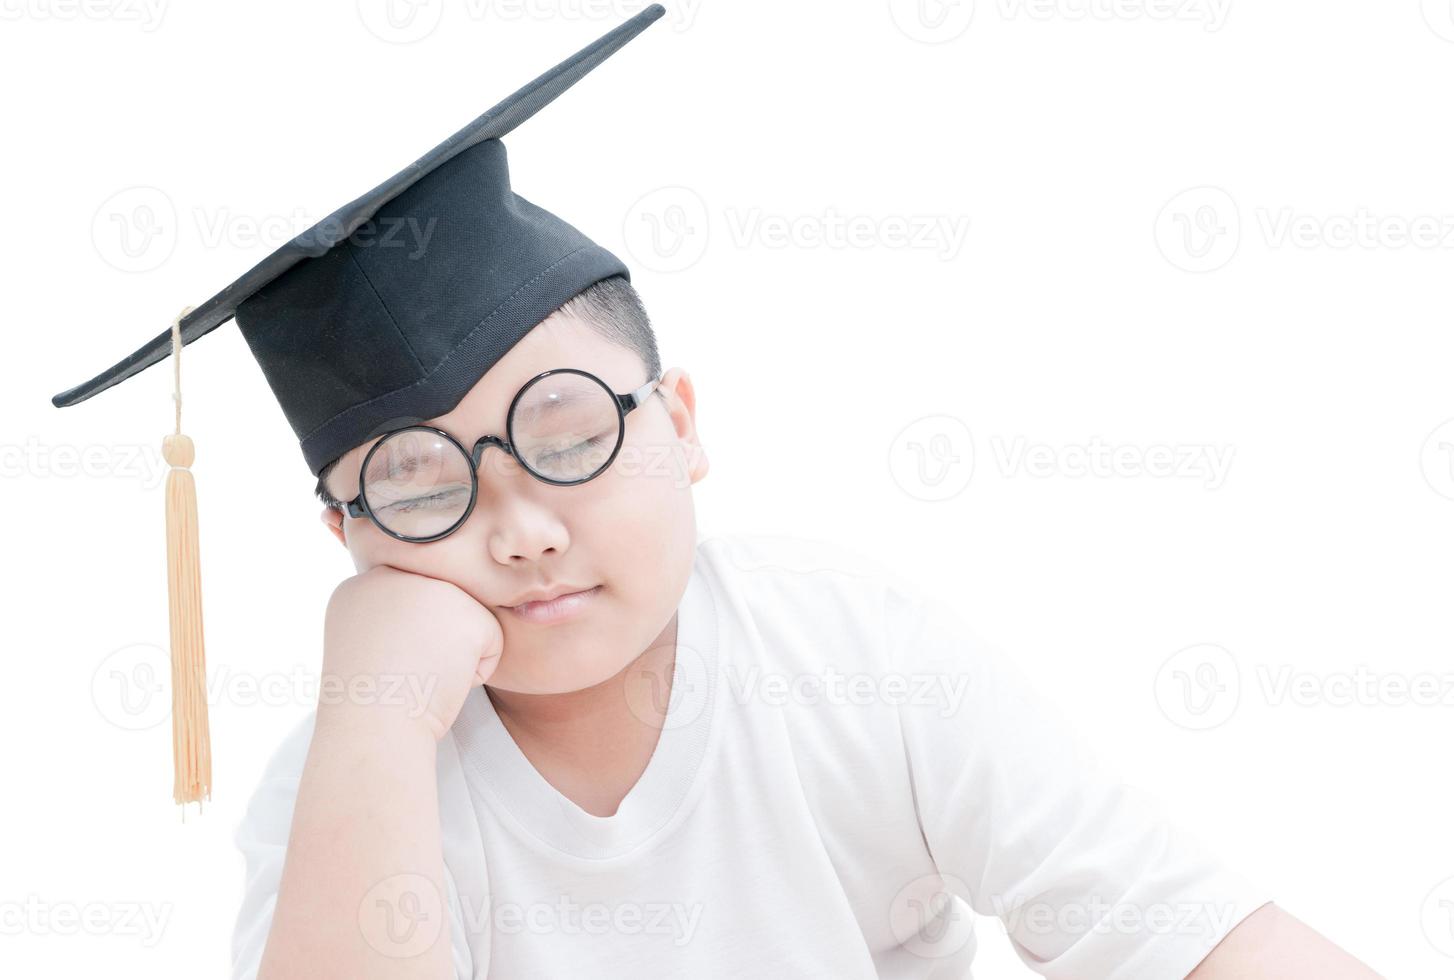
[3,1,1452,976]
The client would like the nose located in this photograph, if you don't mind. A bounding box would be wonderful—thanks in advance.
[469,438,568,565]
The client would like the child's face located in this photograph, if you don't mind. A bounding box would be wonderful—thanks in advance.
[320,311,707,694]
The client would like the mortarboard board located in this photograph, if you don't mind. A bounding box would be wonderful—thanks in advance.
[50,4,667,811]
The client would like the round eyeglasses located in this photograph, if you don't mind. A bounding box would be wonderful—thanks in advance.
[339,368,663,543]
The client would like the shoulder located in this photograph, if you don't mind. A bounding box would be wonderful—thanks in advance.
[693,531,939,672]
[696,530,925,610]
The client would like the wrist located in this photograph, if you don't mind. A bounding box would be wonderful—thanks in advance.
[314,698,443,746]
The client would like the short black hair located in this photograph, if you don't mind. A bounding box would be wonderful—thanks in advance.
[313,274,661,508]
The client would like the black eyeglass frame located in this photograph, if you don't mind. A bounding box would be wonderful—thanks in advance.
[340,368,663,543]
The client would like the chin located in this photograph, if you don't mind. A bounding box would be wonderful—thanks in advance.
[488,631,640,695]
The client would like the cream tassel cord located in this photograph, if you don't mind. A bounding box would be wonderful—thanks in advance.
[163,306,211,810]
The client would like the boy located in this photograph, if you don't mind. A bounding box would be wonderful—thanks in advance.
[50,8,1381,979]
[233,274,1378,980]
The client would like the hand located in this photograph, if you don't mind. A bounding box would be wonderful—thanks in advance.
[320,564,504,740]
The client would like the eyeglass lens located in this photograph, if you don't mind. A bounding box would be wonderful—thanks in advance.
[360,372,622,539]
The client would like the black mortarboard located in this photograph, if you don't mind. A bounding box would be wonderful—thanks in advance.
[52,3,665,478]
[48,5,667,811]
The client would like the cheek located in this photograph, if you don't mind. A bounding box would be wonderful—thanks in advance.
[342,518,447,576]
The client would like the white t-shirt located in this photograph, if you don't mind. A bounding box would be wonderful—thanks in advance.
[232,532,1272,979]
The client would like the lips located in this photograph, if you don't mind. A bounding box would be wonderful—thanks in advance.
[502,585,601,626]
[503,584,596,608]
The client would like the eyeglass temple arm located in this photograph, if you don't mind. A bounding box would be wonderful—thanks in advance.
[618,375,662,413]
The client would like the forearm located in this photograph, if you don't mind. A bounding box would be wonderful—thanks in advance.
[1187,902,1382,979]
[257,708,451,980]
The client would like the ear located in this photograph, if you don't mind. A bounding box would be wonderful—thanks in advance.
[657,367,709,484]
[320,506,347,547]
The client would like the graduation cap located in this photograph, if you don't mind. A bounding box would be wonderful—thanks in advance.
[50,4,667,811]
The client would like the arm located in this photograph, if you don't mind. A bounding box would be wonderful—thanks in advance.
[256,712,449,980]
[890,589,1275,977]
[1187,902,1383,979]
[249,565,503,980]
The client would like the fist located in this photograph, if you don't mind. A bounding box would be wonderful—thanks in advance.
[321,565,504,740]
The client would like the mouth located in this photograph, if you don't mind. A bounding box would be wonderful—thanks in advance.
[502,585,602,625]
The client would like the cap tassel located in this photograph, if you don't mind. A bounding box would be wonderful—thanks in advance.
[163,306,211,811]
